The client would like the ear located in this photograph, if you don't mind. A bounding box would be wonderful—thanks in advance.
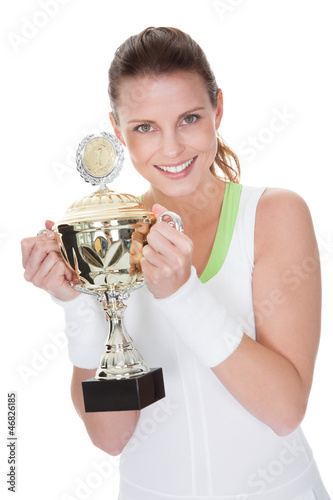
[109,112,126,147]
[215,89,224,130]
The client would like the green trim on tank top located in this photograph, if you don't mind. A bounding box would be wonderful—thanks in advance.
[136,183,243,283]
[199,182,243,283]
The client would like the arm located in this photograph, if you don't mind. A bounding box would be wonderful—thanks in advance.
[212,188,321,435]
[21,222,139,454]
[71,366,139,455]
[143,192,321,436]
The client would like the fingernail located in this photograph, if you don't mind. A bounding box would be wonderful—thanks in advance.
[46,231,55,238]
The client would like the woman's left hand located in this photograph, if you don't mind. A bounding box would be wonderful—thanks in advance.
[141,204,193,299]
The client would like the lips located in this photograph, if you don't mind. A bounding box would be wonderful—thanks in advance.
[154,156,197,174]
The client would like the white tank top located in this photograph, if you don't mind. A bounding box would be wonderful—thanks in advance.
[117,184,326,499]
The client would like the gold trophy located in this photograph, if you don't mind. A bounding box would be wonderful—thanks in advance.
[53,132,183,412]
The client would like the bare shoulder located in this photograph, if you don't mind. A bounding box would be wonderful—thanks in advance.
[254,187,316,262]
[257,187,313,228]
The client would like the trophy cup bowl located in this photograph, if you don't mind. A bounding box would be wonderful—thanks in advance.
[52,132,183,412]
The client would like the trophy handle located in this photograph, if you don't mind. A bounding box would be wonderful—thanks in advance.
[157,211,184,234]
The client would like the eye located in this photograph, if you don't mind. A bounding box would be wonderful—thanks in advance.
[134,124,154,133]
[181,114,201,125]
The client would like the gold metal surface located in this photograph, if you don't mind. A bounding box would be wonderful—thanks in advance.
[56,189,149,224]
[53,180,183,382]
[97,298,150,380]
[83,137,116,178]
[53,132,170,385]
[53,186,157,381]
[53,188,156,294]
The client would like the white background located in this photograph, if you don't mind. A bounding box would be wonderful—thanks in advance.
[1,0,332,498]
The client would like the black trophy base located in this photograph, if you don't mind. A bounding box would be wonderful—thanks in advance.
[82,367,165,412]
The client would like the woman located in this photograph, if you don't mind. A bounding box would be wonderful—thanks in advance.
[21,27,330,499]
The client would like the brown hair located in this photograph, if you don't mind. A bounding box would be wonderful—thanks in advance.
[108,27,240,183]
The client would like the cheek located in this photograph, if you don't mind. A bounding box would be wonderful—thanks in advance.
[125,135,152,165]
[190,122,217,155]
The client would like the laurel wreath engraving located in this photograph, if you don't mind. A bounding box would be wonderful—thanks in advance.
[80,238,125,269]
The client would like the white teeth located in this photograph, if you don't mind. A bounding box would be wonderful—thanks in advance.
[156,157,194,173]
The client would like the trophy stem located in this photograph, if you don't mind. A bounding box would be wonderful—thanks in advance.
[95,294,150,380]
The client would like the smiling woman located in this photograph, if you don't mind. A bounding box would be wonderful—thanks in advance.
[108,27,240,184]
[21,26,330,500]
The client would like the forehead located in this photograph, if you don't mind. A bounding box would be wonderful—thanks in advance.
[116,71,212,121]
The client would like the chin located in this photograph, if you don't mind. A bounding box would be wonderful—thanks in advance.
[161,185,198,199]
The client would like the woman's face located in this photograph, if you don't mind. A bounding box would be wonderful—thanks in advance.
[111,71,223,198]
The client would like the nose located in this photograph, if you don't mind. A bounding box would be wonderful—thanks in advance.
[160,129,185,158]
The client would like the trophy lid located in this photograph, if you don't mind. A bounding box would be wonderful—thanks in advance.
[56,188,151,224]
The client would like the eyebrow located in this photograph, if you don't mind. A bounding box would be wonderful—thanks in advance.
[127,106,206,125]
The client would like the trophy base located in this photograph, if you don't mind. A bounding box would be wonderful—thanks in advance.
[82,367,165,412]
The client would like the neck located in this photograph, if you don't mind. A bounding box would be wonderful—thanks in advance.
[143,174,226,230]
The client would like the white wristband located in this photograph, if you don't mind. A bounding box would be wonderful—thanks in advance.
[51,293,108,369]
[152,267,244,367]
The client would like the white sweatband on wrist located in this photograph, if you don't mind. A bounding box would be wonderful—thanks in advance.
[152,266,244,367]
[51,293,108,369]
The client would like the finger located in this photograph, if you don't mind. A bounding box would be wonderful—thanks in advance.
[152,204,168,218]
[36,243,73,282]
[140,256,157,273]
[21,228,56,268]
[41,260,75,297]
[141,256,171,283]
[141,252,176,285]
[21,234,51,268]
[151,219,183,241]
[23,239,61,281]
[30,250,64,288]
[149,222,193,254]
[146,233,191,271]
[146,229,178,258]
[145,236,190,278]
[45,220,55,230]
[21,236,39,269]
[142,243,170,268]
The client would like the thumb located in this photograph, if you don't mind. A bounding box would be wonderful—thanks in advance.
[45,220,55,230]
[152,204,168,218]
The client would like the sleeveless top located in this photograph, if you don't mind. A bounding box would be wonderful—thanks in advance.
[117,184,328,500]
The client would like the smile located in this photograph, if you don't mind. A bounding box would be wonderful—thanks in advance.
[155,157,196,173]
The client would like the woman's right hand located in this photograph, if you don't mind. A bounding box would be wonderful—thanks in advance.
[21,220,80,302]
